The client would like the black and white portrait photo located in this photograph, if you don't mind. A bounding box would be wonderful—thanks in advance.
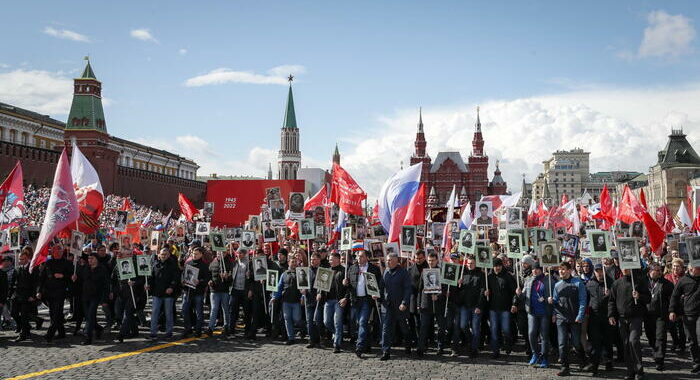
[422,268,441,293]
[183,265,200,289]
[196,222,211,235]
[340,226,353,250]
[136,255,152,277]
[400,225,416,253]
[203,202,215,216]
[296,267,310,290]
[364,272,380,297]
[506,207,522,229]
[370,242,384,259]
[629,221,644,238]
[241,230,257,250]
[507,233,523,258]
[314,267,333,292]
[266,269,279,292]
[265,187,281,202]
[587,230,610,257]
[117,257,135,281]
[617,238,641,270]
[210,232,226,251]
[150,231,160,251]
[384,242,399,257]
[248,215,261,232]
[289,192,305,217]
[474,201,493,226]
[441,262,460,286]
[299,218,315,240]
[459,230,476,254]
[70,230,84,255]
[120,235,132,251]
[688,237,700,267]
[263,222,277,242]
[114,210,128,232]
[253,256,268,281]
[539,242,560,267]
[269,200,285,221]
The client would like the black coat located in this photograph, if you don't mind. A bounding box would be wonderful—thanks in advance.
[79,264,110,302]
[487,270,517,312]
[646,276,674,316]
[346,262,383,304]
[111,257,147,306]
[670,273,700,318]
[382,266,411,309]
[184,259,211,295]
[209,255,234,293]
[608,275,651,319]
[586,275,612,317]
[458,268,486,309]
[9,265,37,302]
[322,265,348,301]
[151,257,180,298]
[38,257,72,298]
[0,269,7,305]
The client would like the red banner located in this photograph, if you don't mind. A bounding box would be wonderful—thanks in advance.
[330,163,366,215]
[206,179,305,227]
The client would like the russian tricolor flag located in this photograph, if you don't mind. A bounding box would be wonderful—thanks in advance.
[378,163,423,242]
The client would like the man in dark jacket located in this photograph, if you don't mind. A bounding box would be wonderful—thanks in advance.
[228,247,250,337]
[380,252,412,360]
[520,262,551,368]
[485,257,516,358]
[609,268,651,380]
[272,253,303,345]
[345,250,383,357]
[182,247,211,337]
[669,263,700,374]
[549,261,588,376]
[10,251,38,341]
[148,248,180,340]
[320,252,348,352]
[583,264,614,375]
[207,249,233,335]
[113,250,146,342]
[407,250,428,344]
[417,252,449,357]
[37,245,73,343]
[643,262,674,371]
[73,253,109,345]
[456,256,485,358]
[303,252,323,348]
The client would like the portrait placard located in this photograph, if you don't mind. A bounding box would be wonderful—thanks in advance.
[506,233,523,259]
[458,230,476,255]
[298,218,315,240]
[474,201,494,226]
[475,245,493,269]
[688,236,700,267]
[587,230,611,258]
[262,222,277,242]
[539,241,561,267]
[266,269,279,292]
[370,242,384,259]
[265,186,281,202]
[252,256,268,281]
[248,215,261,232]
[268,200,285,222]
[117,257,136,281]
[506,207,523,229]
[114,210,128,232]
[400,225,416,253]
[69,230,84,255]
[182,265,200,289]
[422,268,441,293]
[384,242,399,257]
[617,237,641,270]
[510,228,528,252]
[210,232,226,252]
[476,224,490,241]
[203,202,215,216]
[288,192,305,219]
[240,230,257,250]
[314,267,334,292]
[136,255,152,277]
[497,229,508,245]
[149,231,161,251]
[340,226,353,250]
[196,222,211,235]
[441,262,461,286]
[364,272,380,297]
[296,267,311,290]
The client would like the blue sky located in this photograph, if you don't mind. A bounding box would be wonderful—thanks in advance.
[1,1,699,197]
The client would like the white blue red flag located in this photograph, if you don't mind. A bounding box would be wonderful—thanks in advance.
[378,163,422,242]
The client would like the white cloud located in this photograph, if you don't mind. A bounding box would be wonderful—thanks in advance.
[178,48,188,55]
[638,10,695,58]
[43,26,91,42]
[0,69,73,115]
[0,63,9,69]
[335,83,700,199]
[130,28,158,43]
[184,65,306,87]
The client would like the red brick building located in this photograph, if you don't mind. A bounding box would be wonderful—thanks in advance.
[410,107,507,207]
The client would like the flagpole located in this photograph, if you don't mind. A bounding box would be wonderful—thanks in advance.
[444,284,450,318]
[73,220,79,275]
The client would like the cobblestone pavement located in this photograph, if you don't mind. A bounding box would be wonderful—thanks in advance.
[1,308,697,379]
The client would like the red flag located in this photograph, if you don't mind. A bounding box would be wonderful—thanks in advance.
[641,211,665,252]
[330,163,367,215]
[536,201,548,227]
[599,184,615,225]
[654,204,675,234]
[71,143,104,234]
[304,186,327,211]
[579,205,590,223]
[285,219,299,240]
[31,149,79,271]
[403,183,426,226]
[371,200,380,225]
[639,188,648,209]
[178,193,198,222]
[693,206,700,232]
[618,185,645,224]
[0,161,25,230]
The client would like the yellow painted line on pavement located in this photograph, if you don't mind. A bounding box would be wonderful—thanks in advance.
[6,331,221,380]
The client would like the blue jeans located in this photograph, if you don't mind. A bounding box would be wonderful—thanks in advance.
[489,310,511,354]
[381,305,410,354]
[528,314,550,358]
[324,299,344,347]
[150,296,174,337]
[82,297,101,340]
[353,298,372,350]
[208,292,230,331]
[182,292,204,333]
[556,319,583,367]
[459,306,482,351]
[282,302,302,341]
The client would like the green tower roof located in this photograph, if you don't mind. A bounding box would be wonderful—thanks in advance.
[282,85,297,129]
[66,60,107,133]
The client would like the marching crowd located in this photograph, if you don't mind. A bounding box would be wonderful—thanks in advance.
[0,233,699,380]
